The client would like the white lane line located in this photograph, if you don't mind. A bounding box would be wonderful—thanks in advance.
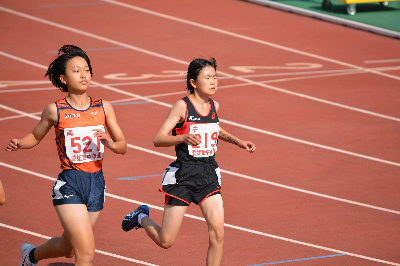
[0,80,50,88]
[365,59,400,64]
[0,51,400,167]
[1,162,399,266]
[2,99,399,214]
[1,119,399,216]
[101,0,400,82]
[0,103,41,120]
[91,82,400,167]
[0,222,159,266]
[0,8,399,123]
[126,144,400,215]
[0,112,42,121]
[3,65,399,93]
[0,87,56,93]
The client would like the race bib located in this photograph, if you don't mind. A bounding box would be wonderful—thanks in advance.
[64,125,105,163]
[188,123,219,157]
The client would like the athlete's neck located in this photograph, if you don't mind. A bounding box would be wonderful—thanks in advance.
[66,94,91,110]
[189,93,210,115]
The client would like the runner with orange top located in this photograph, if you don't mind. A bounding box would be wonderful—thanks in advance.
[5,45,127,266]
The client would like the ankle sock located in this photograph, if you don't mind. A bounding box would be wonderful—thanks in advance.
[29,248,38,264]
[138,213,148,225]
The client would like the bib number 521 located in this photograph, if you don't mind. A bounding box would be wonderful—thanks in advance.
[64,125,105,163]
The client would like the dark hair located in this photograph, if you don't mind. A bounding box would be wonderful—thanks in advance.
[45,45,93,92]
[186,58,217,94]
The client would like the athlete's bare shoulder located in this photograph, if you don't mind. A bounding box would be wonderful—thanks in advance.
[212,99,219,113]
[174,98,187,110]
[168,99,187,123]
[42,102,58,125]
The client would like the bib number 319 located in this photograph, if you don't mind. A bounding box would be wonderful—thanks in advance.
[64,125,105,163]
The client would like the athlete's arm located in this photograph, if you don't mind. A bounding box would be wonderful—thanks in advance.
[214,100,256,153]
[0,180,5,205]
[96,100,127,155]
[5,103,57,151]
[153,100,201,147]
[219,127,256,153]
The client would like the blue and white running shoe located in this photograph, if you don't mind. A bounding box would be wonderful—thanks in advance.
[122,205,149,232]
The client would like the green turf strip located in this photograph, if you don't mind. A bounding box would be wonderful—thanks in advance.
[268,0,400,32]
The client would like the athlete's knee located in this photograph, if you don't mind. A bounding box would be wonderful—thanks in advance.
[75,248,95,263]
[209,225,224,244]
[62,248,74,258]
[159,237,176,249]
[54,237,74,258]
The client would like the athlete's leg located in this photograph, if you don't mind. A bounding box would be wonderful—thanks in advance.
[141,204,187,249]
[200,194,224,266]
[34,204,98,266]
[33,232,73,260]
[34,206,100,263]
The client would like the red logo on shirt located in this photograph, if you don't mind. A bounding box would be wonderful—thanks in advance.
[67,130,73,136]
[212,112,215,120]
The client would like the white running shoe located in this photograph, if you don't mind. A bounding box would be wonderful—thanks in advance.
[20,243,38,266]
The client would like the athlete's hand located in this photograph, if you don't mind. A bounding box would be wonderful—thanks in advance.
[93,129,114,149]
[5,139,21,151]
[182,134,202,146]
[238,140,256,153]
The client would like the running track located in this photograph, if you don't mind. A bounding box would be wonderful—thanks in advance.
[0,0,399,265]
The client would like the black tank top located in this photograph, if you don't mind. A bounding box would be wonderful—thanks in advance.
[173,96,220,163]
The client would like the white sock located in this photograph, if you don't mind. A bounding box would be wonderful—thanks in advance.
[138,213,148,225]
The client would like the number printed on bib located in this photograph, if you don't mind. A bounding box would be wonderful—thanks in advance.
[64,125,105,163]
[188,123,219,157]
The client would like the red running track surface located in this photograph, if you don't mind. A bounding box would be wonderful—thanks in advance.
[0,0,399,265]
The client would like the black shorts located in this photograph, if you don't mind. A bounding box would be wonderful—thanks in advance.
[52,169,106,212]
[159,160,221,206]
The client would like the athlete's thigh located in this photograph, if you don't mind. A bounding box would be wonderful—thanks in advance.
[55,204,95,252]
[160,204,187,239]
[88,211,100,227]
[199,194,224,228]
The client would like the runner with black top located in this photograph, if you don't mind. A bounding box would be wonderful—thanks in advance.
[122,58,256,266]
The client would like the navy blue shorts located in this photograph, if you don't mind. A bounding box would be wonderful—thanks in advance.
[52,169,105,212]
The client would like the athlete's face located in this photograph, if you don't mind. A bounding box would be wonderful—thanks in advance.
[60,56,91,93]
[190,66,218,96]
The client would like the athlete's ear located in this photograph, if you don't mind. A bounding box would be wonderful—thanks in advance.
[189,79,196,89]
[60,75,67,84]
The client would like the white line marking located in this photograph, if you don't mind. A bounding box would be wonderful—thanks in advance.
[3,66,398,94]
[1,50,400,166]
[0,162,399,265]
[0,5,398,264]
[126,144,400,214]
[0,103,41,120]
[2,100,399,214]
[101,0,400,81]
[0,112,42,121]
[365,59,400,64]
[0,222,159,266]
[230,63,323,72]
[0,80,50,88]
[0,9,399,122]
[91,83,400,167]
[226,76,400,122]
[0,87,56,93]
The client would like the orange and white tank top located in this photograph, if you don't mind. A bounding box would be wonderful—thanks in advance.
[54,97,106,173]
